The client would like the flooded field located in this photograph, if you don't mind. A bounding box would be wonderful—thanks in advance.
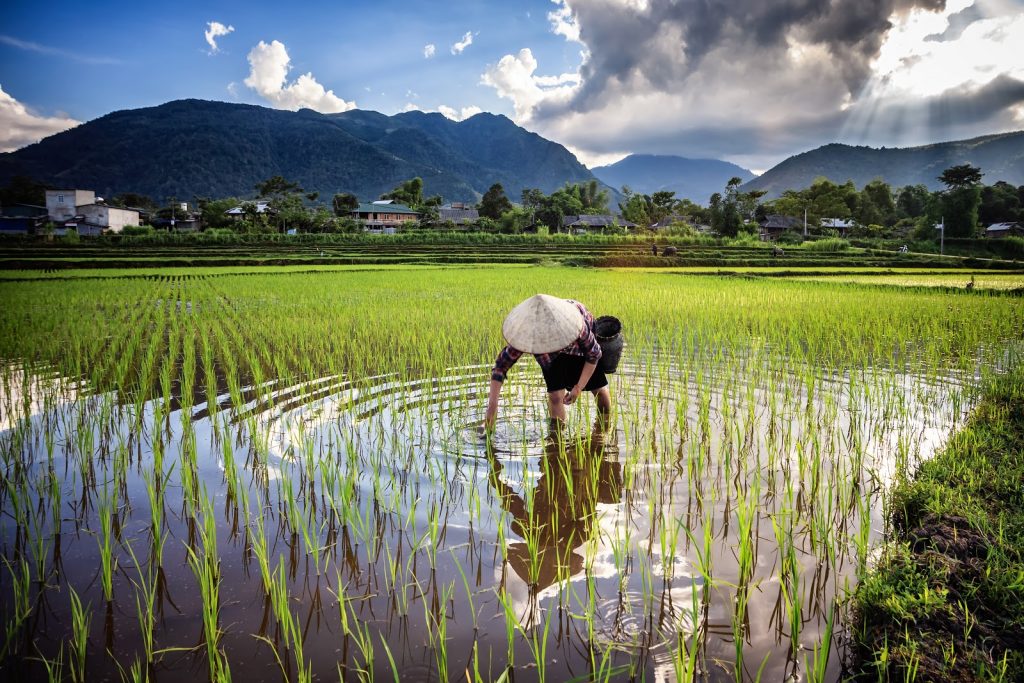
[1,267,1021,682]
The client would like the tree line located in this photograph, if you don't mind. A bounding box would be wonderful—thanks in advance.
[2,164,1021,240]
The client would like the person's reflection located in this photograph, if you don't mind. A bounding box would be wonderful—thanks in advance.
[487,420,623,597]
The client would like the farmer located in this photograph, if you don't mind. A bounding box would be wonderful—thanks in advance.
[484,294,611,428]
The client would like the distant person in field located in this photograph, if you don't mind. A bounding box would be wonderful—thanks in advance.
[485,294,611,428]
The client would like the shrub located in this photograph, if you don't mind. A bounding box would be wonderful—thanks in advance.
[121,225,153,236]
[802,237,851,252]
[1003,236,1024,260]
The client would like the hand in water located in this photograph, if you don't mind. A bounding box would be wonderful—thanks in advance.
[563,386,581,405]
[482,404,497,433]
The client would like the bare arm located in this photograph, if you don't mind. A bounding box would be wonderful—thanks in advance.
[484,378,503,429]
[564,361,598,405]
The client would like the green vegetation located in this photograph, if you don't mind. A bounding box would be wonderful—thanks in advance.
[851,363,1024,681]
[0,266,1020,681]
[2,233,1020,273]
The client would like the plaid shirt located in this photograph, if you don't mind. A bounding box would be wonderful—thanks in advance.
[491,300,602,382]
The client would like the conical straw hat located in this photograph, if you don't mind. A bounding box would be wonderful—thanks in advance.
[502,294,583,353]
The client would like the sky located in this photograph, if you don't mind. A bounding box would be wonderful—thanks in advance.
[1,0,1023,172]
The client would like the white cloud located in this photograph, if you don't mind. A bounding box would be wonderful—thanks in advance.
[401,102,482,121]
[548,1,581,43]
[481,48,579,120]
[0,34,121,65]
[423,43,436,59]
[244,40,356,113]
[204,21,234,54]
[451,31,475,55]
[0,84,79,152]
[438,104,483,121]
[565,146,628,169]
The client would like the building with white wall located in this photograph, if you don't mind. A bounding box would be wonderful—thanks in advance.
[44,189,140,233]
[45,190,96,221]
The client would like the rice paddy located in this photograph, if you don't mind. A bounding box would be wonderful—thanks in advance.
[0,266,1021,682]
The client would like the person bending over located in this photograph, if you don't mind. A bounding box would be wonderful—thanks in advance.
[485,294,611,428]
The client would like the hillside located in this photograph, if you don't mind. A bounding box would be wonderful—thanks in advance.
[591,154,755,203]
[744,132,1024,197]
[0,99,598,203]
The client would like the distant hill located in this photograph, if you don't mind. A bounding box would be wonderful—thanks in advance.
[744,132,1024,197]
[591,154,756,203]
[0,99,599,202]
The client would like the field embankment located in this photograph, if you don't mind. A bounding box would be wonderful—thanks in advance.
[1,235,1022,271]
[851,363,1024,681]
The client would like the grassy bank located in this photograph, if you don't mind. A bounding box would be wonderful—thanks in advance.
[850,360,1024,681]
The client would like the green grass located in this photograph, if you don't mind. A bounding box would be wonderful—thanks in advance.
[850,363,1024,681]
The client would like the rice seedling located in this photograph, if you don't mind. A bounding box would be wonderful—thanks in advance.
[0,266,1019,681]
[68,587,91,683]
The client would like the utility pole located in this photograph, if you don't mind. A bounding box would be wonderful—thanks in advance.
[939,215,945,255]
[170,196,176,231]
[803,207,808,238]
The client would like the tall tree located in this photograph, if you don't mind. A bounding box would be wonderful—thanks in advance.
[618,188,652,226]
[857,178,897,227]
[256,175,303,198]
[938,164,983,238]
[896,184,931,219]
[578,179,610,214]
[332,193,359,216]
[478,183,513,219]
[938,164,984,190]
[979,181,1021,225]
[381,177,424,207]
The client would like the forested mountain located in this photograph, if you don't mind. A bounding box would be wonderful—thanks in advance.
[744,132,1024,198]
[591,154,755,203]
[0,99,598,202]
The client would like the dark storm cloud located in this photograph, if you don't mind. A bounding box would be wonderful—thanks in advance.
[927,73,1024,128]
[499,0,1023,170]
[550,0,949,115]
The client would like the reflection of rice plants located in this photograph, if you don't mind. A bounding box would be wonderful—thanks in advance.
[0,267,1019,681]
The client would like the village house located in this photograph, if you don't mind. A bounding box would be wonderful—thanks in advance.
[820,217,854,236]
[985,222,1024,239]
[0,204,48,235]
[562,214,637,233]
[151,202,200,231]
[224,201,277,221]
[45,189,140,234]
[650,215,708,232]
[350,200,420,233]
[758,214,803,240]
[438,202,479,227]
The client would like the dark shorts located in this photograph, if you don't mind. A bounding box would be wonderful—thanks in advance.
[541,353,609,393]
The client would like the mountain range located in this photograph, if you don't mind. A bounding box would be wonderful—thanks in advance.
[591,154,755,203]
[742,132,1024,197]
[2,98,1022,207]
[0,99,598,203]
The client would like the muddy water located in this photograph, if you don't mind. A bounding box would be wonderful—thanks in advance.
[0,352,979,682]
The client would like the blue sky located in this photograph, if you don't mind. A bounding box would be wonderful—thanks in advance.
[2,0,1023,171]
[0,1,574,120]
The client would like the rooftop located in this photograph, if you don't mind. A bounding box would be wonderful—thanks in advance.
[352,203,419,215]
